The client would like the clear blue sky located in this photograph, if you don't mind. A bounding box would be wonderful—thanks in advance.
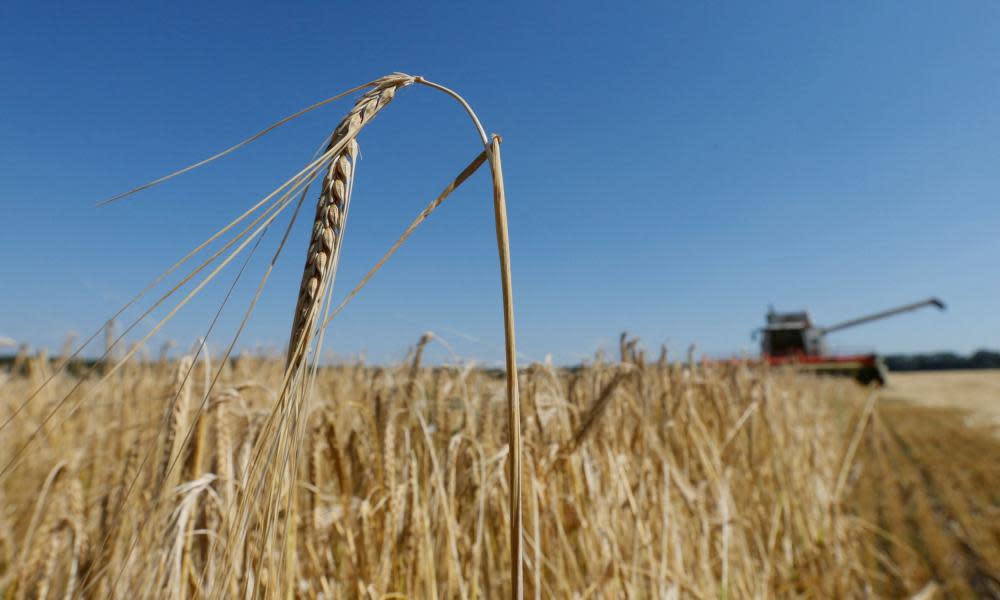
[2,2,998,365]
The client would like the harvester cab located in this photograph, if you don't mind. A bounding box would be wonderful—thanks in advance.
[761,308,825,357]
[756,297,945,384]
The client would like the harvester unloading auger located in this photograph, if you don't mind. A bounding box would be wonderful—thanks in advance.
[756,297,945,385]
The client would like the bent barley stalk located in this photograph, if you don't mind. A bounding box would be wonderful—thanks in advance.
[132,71,528,599]
[279,72,524,600]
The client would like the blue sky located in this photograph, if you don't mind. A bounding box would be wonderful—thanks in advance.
[2,2,998,364]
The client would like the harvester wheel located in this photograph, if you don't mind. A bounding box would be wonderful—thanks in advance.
[855,360,889,386]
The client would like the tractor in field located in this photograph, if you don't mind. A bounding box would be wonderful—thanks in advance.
[757,297,945,385]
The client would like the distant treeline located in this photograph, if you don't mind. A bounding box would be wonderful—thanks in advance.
[884,350,1000,371]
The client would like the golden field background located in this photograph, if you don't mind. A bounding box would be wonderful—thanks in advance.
[0,346,997,598]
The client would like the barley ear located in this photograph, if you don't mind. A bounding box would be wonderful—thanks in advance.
[286,74,416,374]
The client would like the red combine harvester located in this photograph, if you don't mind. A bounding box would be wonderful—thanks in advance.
[756,297,945,385]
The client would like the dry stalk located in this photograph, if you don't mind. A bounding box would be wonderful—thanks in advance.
[567,369,631,453]
[485,134,523,599]
[406,333,433,403]
[157,356,194,497]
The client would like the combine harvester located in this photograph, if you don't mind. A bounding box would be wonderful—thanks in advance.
[755,297,945,385]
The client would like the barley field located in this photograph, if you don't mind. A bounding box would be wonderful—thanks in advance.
[4,350,1000,598]
[1,347,878,598]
